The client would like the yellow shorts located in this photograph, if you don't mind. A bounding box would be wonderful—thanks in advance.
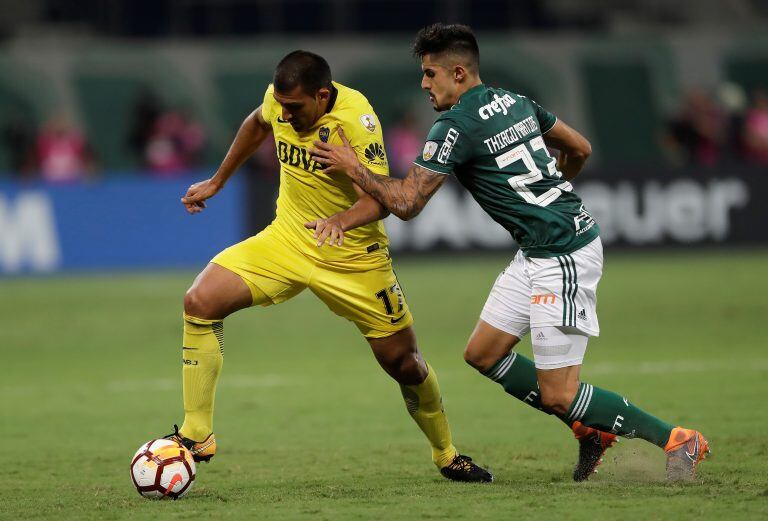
[210,225,413,339]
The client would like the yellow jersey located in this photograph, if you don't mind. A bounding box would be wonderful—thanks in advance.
[261,81,390,263]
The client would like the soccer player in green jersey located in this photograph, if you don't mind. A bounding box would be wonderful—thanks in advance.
[311,23,709,482]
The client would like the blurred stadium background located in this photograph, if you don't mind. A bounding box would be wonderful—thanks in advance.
[2,1,768,519]
[2,0,768,268]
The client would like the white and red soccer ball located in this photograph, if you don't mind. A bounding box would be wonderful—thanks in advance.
[130,439,196,499]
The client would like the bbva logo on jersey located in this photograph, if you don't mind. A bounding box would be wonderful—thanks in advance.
[276,140,323,171]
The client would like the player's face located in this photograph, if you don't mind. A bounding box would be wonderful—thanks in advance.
[420,54,460,112]
[273,86,330,132]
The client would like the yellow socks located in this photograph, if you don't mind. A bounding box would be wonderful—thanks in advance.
[178,311,457,468]
[179,313,223,442]
[399,363,458,468]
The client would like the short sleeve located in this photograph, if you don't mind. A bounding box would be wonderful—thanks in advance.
[261,84,276,122]
[340,106,389,176]
[413,118,471,175]
[531,99,557,134]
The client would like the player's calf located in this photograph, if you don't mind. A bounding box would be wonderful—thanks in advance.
[539,387,579,417]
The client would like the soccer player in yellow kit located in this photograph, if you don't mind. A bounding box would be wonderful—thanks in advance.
[165,50,492,483]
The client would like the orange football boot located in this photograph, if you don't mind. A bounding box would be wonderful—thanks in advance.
[664,427,710,481]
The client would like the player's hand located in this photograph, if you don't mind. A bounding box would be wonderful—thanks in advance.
[181,178,221,214]
[310,127,361,177]
[304,214,346,247]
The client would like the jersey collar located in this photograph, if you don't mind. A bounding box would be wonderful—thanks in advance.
[457,83,486,104]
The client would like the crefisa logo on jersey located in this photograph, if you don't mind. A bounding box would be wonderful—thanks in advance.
[360,114,376,133]
[318,126,330,143]
[478,93,516,120]
[422,141,438,161]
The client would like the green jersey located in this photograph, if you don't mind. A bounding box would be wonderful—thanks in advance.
[413,84,599,257]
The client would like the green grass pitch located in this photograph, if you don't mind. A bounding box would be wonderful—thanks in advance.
[2,249,768,519]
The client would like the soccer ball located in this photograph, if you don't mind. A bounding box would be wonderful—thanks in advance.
[130,439,196,499]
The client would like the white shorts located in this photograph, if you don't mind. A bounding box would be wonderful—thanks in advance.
[480,237,603,339]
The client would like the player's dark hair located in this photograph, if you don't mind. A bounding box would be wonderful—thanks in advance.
[273,50,332,95]
[412,23,480,71]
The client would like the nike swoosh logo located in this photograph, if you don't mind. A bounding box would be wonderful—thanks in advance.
[164,473,183,496]
[277,117,289,123]
[685,436,699,462]
[390,314,407,323]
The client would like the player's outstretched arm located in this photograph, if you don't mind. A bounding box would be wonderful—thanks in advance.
[543,119,592,181]
[310,128,446,221]
[304,184,389,247]
[181,105,272,214]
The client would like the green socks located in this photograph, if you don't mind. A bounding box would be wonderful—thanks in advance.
[566,383,673,447]
[482,352,674,447]
[482,352,570,426]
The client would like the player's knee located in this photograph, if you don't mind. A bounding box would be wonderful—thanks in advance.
[464,322,522,373]
[464,336,516,373]
[463,344,494,372]
[398,353,422,378]
[369,328,427,384]
[184,287,218,320]
[386,352,427,385]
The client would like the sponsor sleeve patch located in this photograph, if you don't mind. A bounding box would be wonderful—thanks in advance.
[363,142,387,166]
[437,128,459,164]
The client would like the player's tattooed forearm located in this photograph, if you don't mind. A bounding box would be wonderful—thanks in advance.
[348,165,443,220]
[349,165,411,218]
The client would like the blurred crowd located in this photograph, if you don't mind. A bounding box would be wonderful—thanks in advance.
[385,112,424,179]
[2,84,768,183]
[1,88,207,183]
[3,110,94,182]
[127,90,206,176]
[664,85,768,167]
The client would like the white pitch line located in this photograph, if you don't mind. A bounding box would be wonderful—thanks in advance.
[105,374,292,392]
[585,358,768,376]
[0,374,293,397]
[2,360,767,398]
